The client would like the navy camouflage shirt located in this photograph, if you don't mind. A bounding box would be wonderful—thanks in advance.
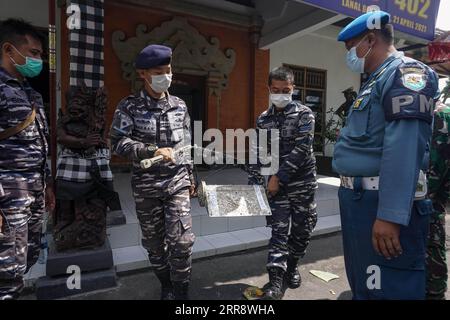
[248,101,317,189]
[0,67,50,191]
[110,90,193,197]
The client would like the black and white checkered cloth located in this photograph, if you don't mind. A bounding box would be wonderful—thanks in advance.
[56,148,113,182]
[61,0,113,183]
[69,0,104,88]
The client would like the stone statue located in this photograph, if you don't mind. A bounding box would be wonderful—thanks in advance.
[53,83,121,252]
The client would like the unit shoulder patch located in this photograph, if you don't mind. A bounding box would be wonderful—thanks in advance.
[400,67,427,92]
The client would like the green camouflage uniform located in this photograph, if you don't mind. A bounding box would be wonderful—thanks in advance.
[426,104,450,300]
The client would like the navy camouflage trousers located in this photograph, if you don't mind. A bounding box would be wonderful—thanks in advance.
[0,188,45,300]
[135,187,195,283]
[267,183,317,271]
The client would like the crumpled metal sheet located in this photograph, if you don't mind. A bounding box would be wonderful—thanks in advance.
[201,184,272,217]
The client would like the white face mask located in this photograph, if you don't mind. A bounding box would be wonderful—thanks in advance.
[346,37,372,74]
[270,93,292,109]
[146,73,173,93]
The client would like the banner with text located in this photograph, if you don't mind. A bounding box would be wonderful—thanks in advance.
[302,0,441,41]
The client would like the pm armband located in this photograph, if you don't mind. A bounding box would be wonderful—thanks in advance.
[383,65,438,124]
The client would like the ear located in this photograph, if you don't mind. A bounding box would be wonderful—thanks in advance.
[137,69,147,80]
[367,32,377,46]
[2,42,13,56]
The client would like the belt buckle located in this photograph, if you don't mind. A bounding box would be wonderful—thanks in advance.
[340,176,354,189]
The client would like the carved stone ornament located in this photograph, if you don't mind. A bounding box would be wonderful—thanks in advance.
[112,16,236,96]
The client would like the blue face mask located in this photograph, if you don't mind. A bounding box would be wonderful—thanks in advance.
[346,37,372,74]
[9,46,43,78]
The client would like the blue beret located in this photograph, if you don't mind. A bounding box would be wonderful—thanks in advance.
[338,11,391,42]
[135,44,172,69]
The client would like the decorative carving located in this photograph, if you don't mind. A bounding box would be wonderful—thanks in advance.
[54,84,121,252]
[59,82,108,154]
[112,17,236,96]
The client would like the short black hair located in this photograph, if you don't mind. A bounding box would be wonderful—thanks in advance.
[377,23,394,45]
[0,18,43,58]
[268,66,295,86]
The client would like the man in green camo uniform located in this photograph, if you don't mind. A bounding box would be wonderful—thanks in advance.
[426,101,450,300]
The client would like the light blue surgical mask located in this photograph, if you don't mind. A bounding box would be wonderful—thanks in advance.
[346,37,372,74]
[9,46,43,78]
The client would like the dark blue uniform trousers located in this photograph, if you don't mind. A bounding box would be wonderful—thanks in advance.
[338,179,432,300]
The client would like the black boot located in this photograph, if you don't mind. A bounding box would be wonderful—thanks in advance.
[262,267,285,300]
[173,281,190,300]
[285,257,302,289]
[154,269,174,300]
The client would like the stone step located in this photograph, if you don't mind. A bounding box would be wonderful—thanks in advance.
[106,210,127,227]
[46,237,114,277]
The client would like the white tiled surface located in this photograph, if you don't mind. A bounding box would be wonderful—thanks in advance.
[107,223,141,249]
[228,216,257,232]
[228,228,269,250]
[202,232,245,255]
[192,236,216,259]
[200,215,229,236]
[112,246,150,273]
[313,214,342,236]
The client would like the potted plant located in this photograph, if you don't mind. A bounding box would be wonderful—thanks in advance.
[315,108,343,177]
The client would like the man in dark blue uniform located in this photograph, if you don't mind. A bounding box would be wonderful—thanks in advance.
[249,67,317,300]
[333,11,440,300]
[0,19,55,300]
[110,45,195,300]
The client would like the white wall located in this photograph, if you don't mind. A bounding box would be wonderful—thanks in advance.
[270,25,361,157]
[0,0,49,28]
[0,0,63,120]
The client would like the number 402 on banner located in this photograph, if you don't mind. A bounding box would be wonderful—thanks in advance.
[394,0,431,19]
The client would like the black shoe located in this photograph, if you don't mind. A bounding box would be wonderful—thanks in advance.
[285,258,302,289]
[155,269,174,300]
[262,267,285,300]
[161,287,175,300]
[173,281,190,300]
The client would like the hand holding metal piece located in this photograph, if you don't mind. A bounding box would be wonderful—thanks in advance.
[140,155,165,169]
[140,145,194,169]
[154,148,175,163]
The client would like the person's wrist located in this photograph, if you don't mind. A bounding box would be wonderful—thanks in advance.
[138,144,158,159]
[147,144,158,157]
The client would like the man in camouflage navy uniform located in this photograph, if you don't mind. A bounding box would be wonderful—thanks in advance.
[0,19,55,300]
[249,66,317,300]
[110,45,195,300]
[426,101,450,300]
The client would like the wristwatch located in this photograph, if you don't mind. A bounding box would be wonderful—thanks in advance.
[147,144,158,156]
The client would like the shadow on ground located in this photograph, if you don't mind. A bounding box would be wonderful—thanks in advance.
[50,232,350,300]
